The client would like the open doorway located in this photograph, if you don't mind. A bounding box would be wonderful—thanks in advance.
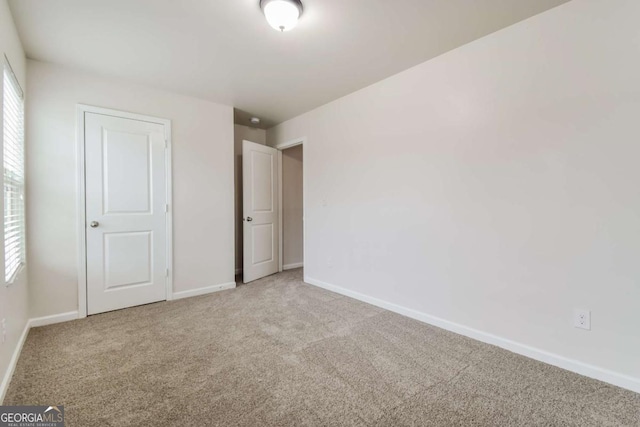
[276,138,306,274]
[239,135,305,283]
[234,124,267,278]
[280,144,304,271]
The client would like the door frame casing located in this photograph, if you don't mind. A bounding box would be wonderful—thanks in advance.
[275,137,306,273]
[76,104,173,318]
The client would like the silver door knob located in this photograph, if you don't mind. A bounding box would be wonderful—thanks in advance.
[246,217,253,222]
[90,221,99,228]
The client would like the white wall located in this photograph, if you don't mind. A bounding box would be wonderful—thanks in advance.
[27,60,234,318]
[0,0,28,402]
[282,145,303,268]
[269,0,640,389]
[234,124,266,273]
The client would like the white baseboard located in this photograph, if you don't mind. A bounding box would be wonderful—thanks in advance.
[29,311,79,328]
[304,276,640,394]
[172,282,236,300]
[0,321,30,404]
[283,262,304,271]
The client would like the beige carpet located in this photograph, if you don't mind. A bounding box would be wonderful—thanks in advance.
[4,269,639,426]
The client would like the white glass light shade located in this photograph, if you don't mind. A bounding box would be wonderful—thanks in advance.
[262,0,301,32]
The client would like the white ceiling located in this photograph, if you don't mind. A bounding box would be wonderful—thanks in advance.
[8,0,569,128]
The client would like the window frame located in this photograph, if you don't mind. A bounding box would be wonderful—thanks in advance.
[3,56,25,286]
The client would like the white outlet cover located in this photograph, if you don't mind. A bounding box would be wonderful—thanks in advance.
[573,309,591,330]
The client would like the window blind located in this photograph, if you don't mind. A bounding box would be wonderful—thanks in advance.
[3,62,25,283]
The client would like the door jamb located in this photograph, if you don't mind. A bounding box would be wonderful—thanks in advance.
[76,104,173,318]
[275,137,306,273]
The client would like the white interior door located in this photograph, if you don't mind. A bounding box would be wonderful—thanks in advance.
[85,112,168,315]
[243,140,279,283]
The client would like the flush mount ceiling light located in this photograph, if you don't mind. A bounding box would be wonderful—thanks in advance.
[260,0,303,32]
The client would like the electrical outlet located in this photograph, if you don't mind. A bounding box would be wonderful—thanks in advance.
[574,309,591,330]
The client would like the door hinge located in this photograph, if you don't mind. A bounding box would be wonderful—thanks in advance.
[165,204,169,213]
[165,139,168,149]
[166,268,169,277]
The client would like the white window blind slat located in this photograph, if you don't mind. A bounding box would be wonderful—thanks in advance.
[3,62,25,283]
